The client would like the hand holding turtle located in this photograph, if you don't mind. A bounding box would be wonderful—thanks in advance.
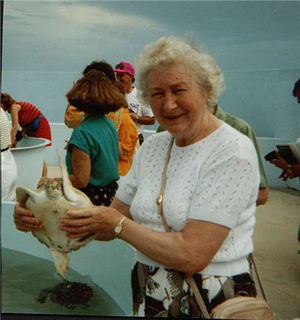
[60,206,125,241]
[13,205,44,232]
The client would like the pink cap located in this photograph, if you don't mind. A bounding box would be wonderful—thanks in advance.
[114,61,135,78]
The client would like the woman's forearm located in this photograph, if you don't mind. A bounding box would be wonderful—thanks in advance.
[119,218,228,276]
[120,218,192,272]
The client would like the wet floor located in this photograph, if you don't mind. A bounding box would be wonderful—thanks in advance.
[254,188,300,320]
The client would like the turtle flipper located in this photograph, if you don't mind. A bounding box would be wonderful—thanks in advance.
[49,248,70,277]
[56,150,78,203]
[16,186,38,206]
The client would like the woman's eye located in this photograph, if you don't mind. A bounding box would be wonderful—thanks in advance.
[151,92,163,97]
[174,88,186,94]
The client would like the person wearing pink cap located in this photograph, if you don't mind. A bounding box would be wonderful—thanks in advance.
[114,61,155,145]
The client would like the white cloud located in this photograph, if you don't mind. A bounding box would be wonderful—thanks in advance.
[57,3,163,31]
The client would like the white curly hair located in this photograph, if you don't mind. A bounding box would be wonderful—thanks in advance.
[136,36,225,109]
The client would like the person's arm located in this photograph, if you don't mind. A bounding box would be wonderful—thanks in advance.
[10,103,21,146]
[68,146,91,189]
[120,216,229,276]
[269,151,297,180]
[60,199,229,275]
[244,127,269,205]
[129,112,155,125]
[256,187,269,206]
[289,163,300,177]
[118,113,138,160]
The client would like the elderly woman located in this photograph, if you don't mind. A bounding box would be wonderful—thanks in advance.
[14,37,260,317]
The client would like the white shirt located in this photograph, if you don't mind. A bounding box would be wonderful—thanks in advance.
[126,87,154,135]
[0,107,11,150]
[116,122,260,276]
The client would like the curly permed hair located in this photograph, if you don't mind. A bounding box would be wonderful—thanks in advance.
[135,36,225,109]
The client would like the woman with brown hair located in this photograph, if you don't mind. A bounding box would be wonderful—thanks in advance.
[0,93,52,147]
[64,69,126,206]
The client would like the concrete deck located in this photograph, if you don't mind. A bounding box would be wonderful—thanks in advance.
[254,188,300,320]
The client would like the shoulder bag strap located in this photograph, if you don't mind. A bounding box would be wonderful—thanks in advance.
[249,253,268,302]
[156,137,174,232]
[156,137,211,318]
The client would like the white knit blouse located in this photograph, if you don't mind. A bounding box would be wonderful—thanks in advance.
[0,108,11,150]
[116,121,260,276]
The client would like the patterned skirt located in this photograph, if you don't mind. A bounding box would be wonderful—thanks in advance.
[131,262,257,318]
[79,180,118,206]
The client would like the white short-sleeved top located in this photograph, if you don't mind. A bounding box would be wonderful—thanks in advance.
[116,122,260,276]
[0,107,11,150]
[126,87,153,135]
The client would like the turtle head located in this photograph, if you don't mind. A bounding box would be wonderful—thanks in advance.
[45,179,63,200]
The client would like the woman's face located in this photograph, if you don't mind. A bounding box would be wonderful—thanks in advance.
[148,63,209,145]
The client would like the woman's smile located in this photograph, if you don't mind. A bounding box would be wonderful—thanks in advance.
[164,112,185,120]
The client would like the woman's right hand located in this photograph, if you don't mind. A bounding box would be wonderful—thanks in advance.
[13,204,43,232]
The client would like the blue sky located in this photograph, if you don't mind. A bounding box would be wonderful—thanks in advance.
[3,1,299,73]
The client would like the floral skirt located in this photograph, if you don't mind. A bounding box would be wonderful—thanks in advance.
[79,181,118,206]
[131,262,257,318]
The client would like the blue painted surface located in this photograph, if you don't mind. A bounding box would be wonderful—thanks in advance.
[2,1,299,140]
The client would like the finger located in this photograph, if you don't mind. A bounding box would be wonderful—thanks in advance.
[60,224,91,236]
[17,224,43,232]
[66,209,93,218]
[15,220,43,231]
[14,217,43,230]
[60,217,92,227]
[14,206,34,217]
[14,213,41,224]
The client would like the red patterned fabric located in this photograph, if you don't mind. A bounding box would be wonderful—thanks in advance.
[17,101,41,126]
[17,101,52,145]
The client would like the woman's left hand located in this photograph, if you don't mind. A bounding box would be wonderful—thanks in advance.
[60,206,124,241]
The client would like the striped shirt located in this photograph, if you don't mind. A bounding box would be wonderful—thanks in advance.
[17,101,41,126]
[0,107,11,150]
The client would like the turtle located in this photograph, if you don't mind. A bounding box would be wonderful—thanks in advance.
[16,154,95,278]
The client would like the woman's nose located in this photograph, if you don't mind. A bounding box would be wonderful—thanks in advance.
[163,93,177,111]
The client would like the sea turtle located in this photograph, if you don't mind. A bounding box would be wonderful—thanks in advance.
[16,154,94,277]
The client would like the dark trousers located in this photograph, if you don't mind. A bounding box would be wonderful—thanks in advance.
[138,134,144,146]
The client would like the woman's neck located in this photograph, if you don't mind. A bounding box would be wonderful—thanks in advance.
[175,113,221,147]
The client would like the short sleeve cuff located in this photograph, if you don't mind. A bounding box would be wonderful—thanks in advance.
[115,179,135,206]
[188,207,237,229]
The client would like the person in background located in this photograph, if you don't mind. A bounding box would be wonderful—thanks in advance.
[82,61,139,176]
[0,93,52,147]
[292,78,300,104]
[157,104,269,205]
[64,61,138,176]
[267,78,300,180]
[107,80,138,177]
[267,78,300,244]
[64,69,124,206]
[114,61,155,145]
[1,106,17,201]
[64,60,116,129]
[55,36,260,317]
